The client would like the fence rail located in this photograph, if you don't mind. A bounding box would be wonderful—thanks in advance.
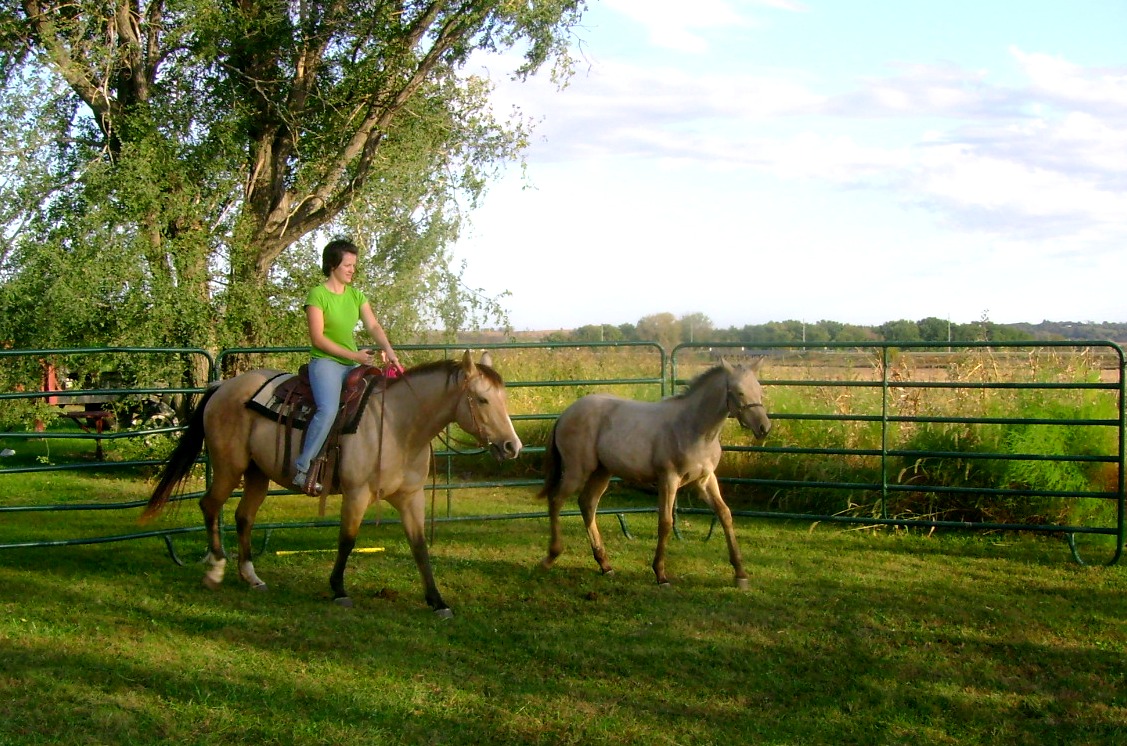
[1,340,1123,565]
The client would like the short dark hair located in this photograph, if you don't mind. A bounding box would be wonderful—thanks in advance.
[321,239,359,277]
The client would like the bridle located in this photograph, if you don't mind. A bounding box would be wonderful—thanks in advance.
[436,374,495,455]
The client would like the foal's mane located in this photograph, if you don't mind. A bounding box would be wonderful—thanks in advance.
[393,358,503,387]
[671,364,727,400]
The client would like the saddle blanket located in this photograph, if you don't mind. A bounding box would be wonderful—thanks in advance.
[246,371,314,429]
[245,367,384,436]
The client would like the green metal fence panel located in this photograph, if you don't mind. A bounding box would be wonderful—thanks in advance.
[0,347,216,548]
[0,343,665,555]
[671,340,1125,565]
[1,341,1122,565]
[214,341,667,516]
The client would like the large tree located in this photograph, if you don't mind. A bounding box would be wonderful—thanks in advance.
[0,1,585,355]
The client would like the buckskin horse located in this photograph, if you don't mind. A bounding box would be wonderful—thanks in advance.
[141,351,521,617]
[539,358,770,588]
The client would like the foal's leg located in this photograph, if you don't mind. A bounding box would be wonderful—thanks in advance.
[198,467,242,590]
[541,491,568,569]
[541,460,594,570]
[699,472,749,589]
[233,466,269,590]
[577,469,614,575]
[652,474,681,586]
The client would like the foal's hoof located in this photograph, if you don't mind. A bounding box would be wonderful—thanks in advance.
[657,581,672,589]
[600,568,615,577]
[201,577,222,591]
[250,582,268,592]
[333,596,354,608]
[734,577,749,591]
[433,608,454,620]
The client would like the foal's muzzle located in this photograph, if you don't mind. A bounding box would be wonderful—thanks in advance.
[733,403,771,440]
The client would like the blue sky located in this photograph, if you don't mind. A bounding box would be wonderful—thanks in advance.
[453,0,1127,331]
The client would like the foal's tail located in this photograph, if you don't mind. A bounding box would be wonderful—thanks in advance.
[139,386,217,524]
[537,419,563,500]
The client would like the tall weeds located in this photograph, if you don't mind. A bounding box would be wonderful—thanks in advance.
[714,346,1120,528]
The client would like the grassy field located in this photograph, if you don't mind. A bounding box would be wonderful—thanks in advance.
[1,487,1124,746]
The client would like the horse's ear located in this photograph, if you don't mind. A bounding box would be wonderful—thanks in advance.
[749,355,765,373]
[480,351,493,368]
[720,357,735,373]
[461,349,478,377]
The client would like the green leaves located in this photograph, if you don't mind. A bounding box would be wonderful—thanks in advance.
[0,1,587,350]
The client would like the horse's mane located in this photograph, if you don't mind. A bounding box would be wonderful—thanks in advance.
[671,364,726,400]
[392,358,503,387]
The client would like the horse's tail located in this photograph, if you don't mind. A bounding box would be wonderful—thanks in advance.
[139,386,217,524]
[537,418,562,500]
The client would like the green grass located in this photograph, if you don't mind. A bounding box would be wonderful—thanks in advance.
[1,502,1124,745]
[2,347,1125,743]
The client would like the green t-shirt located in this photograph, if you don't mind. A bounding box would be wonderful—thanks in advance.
[305,284,367,364]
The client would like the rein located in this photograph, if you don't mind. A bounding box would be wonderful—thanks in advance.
[371,364,410,522]
[372,373,388,516]
[399,367,491,543]
[369,364,498,545]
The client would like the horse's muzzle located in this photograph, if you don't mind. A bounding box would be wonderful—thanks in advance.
[490,438,522,461]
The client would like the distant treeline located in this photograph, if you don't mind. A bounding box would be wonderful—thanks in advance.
[468,315,1127,348]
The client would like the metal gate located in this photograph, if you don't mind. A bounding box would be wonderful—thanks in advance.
[672,340,1124,565]
[1,341,1122,565]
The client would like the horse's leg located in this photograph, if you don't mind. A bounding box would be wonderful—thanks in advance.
[329,487,367,608]
[699,472,749,589]
[394,489,451,617]
[577,469,614,575]
[652,474,680,586]
[233,466,269,590]
[198,467,242,590]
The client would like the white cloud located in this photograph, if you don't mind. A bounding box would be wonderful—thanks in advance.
[826,62,1013,118]
[1055,112,1127,173]
[456,10,1127,328]
[1011,46,1127,110]
[603,0,766,53]
[488,44,1127,247]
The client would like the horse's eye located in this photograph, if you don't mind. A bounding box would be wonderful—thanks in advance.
[477,396,489,406]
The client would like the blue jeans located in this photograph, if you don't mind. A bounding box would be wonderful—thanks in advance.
[295,356,356,476]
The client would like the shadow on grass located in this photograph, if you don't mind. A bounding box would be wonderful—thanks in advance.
[0,519,1124,745]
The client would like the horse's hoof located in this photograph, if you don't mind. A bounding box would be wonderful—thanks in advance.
[251,582,268,592]
[333,596,354,608]
[433,608,454,620]
[601,568,615,577]
[657,581,672,589]
[539,557,555,571]
[201,577,222,591]
[734,577,749,591]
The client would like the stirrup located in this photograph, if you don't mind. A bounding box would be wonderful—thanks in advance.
[293,472,322,497]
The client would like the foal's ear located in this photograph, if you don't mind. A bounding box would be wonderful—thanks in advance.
[748,355,765,373]
[720,357,735,373]
[480,351,493,368]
